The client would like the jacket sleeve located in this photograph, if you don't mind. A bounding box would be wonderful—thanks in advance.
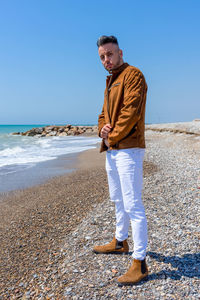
[108,70,146,146]
[98,106,106,137]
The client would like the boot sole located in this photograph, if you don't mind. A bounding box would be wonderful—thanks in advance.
[117,275,148,286]
[93,250,129,255]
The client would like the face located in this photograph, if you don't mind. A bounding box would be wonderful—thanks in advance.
[98,43,123,72]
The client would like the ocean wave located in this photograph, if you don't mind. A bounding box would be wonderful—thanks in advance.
[0,155,56,168]
[0,146,25,156]
[35,138,52,148]
[0,136,100,172]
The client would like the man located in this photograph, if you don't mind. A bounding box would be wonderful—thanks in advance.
[93,35,148,286]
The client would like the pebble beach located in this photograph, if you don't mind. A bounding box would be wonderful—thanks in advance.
[0,122,200,299]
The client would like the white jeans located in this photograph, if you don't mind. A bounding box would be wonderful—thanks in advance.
[106,148,148,260]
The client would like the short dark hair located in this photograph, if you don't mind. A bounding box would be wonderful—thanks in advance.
[97,35,118,47]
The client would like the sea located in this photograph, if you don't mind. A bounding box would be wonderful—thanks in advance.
[0,125,100,193]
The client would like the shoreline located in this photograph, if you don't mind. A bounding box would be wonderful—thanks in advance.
[1,120,199,195]
[0,146,107,226]
[0,138,100,195]
[0,152,77,196]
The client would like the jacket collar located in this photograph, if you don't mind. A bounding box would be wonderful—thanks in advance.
[106,63,129,87]
[109,62,129,75]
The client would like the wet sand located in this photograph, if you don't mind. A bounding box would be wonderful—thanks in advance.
[0,139,100,194]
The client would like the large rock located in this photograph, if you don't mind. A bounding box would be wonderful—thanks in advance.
[58,132,67,136]
[65,124,71,129]
[27,131,36,136]
[48,131,57,136]
[34,127,43,134]
[58,127,64,133]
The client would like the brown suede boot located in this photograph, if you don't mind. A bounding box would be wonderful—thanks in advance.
[93,237,129,254]
[117,258,148,286]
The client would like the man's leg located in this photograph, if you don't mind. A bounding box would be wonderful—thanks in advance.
[106,150,130,241]
[115,148,148,285]
[93,150,129,254]
[116,148,147,259]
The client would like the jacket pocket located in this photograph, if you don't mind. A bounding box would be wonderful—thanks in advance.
[108,82,120,91]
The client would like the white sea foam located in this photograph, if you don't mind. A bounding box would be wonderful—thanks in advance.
[0,134,100,175]
[0,146,25,156]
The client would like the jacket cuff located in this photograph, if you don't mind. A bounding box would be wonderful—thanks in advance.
[100,139,108,152]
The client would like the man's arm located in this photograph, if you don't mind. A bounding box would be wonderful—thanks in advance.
[108,70,147,147]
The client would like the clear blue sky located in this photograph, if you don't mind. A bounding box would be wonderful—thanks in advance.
[0,0,199,125]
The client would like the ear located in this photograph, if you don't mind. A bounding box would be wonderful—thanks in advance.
[119,49,123,58]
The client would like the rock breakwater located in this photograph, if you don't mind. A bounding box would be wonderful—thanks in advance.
[12,125,98,137]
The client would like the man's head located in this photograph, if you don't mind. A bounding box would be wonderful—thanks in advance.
[97,35,124,73]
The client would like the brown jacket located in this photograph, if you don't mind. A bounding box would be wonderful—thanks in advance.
[98,63,148,153]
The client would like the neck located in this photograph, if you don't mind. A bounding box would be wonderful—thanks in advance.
[109,61,125,74]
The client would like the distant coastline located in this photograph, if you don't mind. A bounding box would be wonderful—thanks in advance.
[146,119,200,135]
[1,120,198,137]
[1,119,200,136]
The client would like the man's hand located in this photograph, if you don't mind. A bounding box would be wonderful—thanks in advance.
[100,124,112,139]
[104,138,110,148]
